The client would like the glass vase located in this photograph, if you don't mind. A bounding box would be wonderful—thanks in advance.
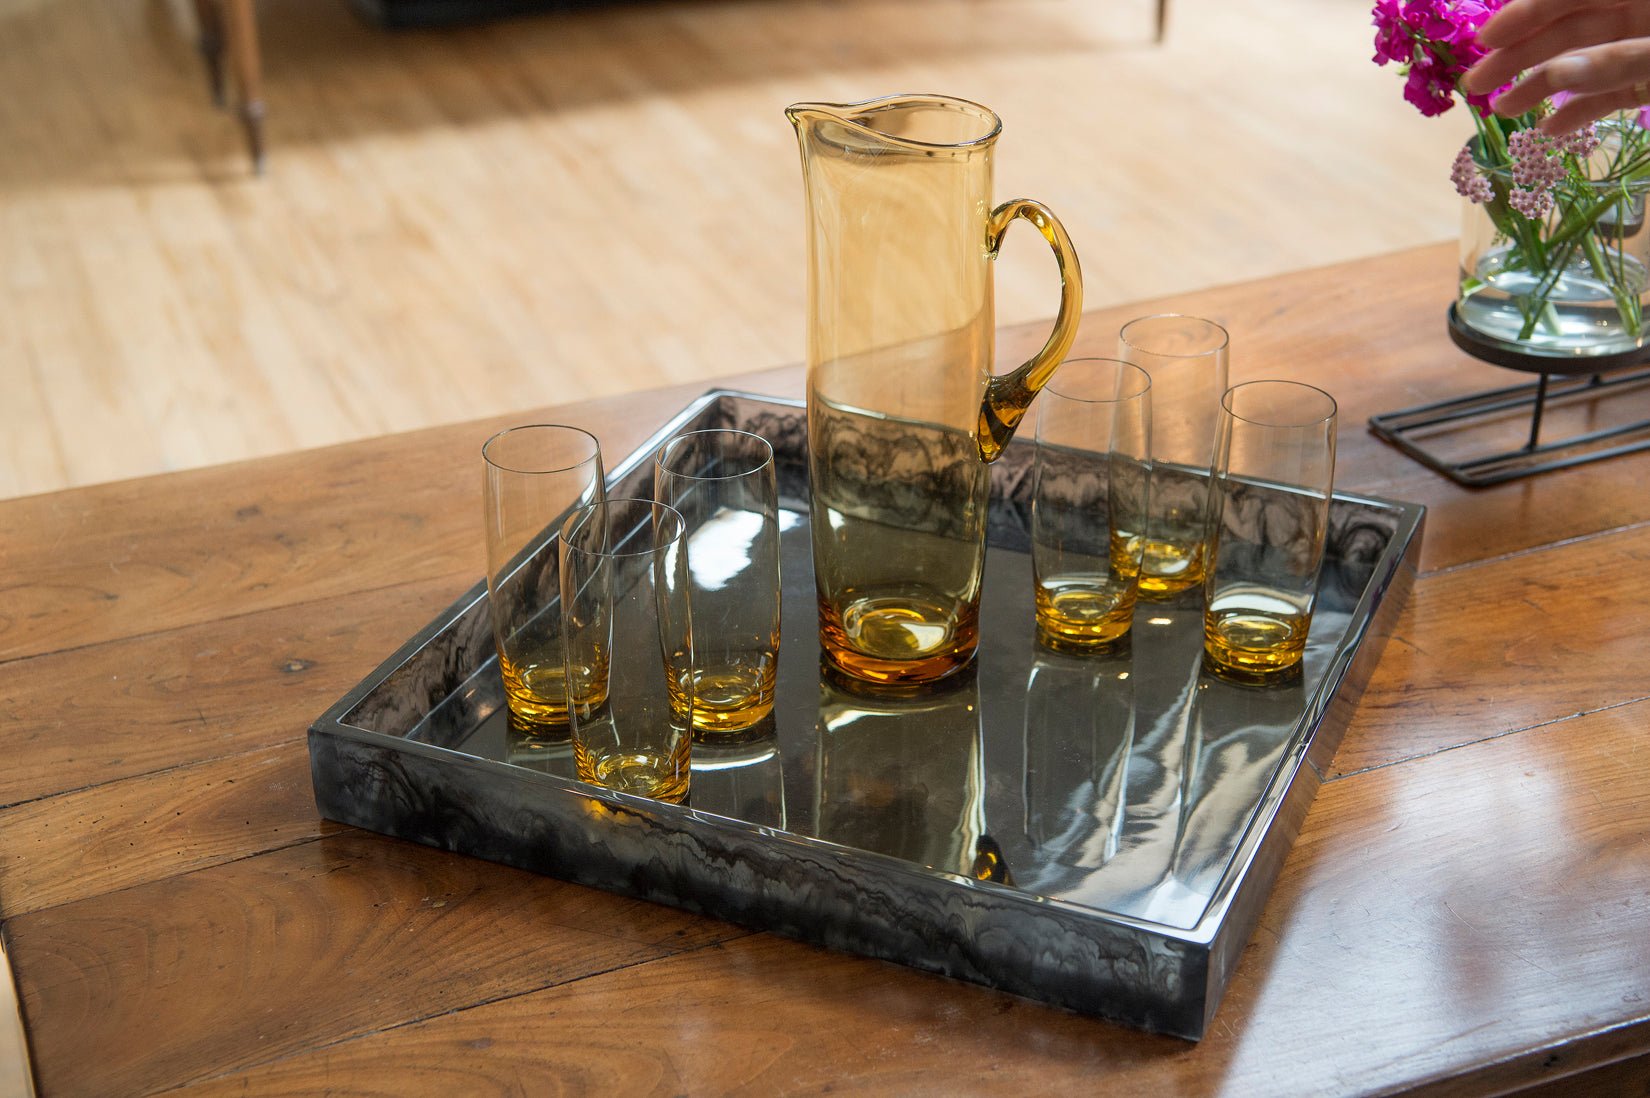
[1457,144,1650,359]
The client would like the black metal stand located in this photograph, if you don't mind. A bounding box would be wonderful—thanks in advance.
[1366,305,1650,487]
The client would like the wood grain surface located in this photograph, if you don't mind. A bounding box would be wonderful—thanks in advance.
[0,0,1472,500]
[1336,520,1650,776]
[46,703,1645,1097]
[3,247,1648,1096]
[0,572,470,805]
[8,831,747,1095]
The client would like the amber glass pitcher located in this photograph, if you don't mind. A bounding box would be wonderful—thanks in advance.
[788,94,1084,685]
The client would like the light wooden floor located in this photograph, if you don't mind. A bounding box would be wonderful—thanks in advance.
[0,0,1471,499]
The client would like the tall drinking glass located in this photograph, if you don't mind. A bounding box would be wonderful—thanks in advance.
[1202,381,1337,684]
[1118,314,1230,598]
[559,498,694,803]
[653,429,781,736]
[482,424,604,737]
[1031,358,1152,652]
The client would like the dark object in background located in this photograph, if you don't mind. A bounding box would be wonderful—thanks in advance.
[349,0,615,30]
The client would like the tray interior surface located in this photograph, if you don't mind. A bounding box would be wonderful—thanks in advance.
[333,393,1406,938]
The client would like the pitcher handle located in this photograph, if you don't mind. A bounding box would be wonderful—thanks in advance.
[977,198,1084,462]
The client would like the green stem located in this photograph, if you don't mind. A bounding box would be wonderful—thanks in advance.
[1546,188,1642,251]
[1515,236,1576,340]
[1580,209,1643,338]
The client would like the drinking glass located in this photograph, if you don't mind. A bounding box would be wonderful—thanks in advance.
[1031,358,1152,652]
[559,498,694,803]
[1118,314,1230,598]
[653,429,781,736]
[482,424,604,737]
[1202,381,1338,684]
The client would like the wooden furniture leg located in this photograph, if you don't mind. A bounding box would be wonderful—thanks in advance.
[189,0,227,105]
[1155,0,1168,42]
[219,0,266,173]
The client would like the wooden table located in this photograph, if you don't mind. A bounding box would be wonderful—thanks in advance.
[3,244,1648,1095]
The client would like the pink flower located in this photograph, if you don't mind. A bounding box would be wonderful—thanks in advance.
[1508,186,1554,219]
[1557,125,1601,158]
[1404,0,1458,40]
[1508,129,1567,188]
[1451,144,1494,203]
[1373,0,1410,63]
[1405,63,1457,116]
[1373,0,1509,116]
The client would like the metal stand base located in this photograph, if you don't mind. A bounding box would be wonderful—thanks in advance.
[1368,307,1650,487]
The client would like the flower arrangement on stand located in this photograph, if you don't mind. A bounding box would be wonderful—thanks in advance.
[1374,0,1650,357]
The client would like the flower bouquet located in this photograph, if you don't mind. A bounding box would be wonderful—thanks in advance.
[1374,0,1650,357]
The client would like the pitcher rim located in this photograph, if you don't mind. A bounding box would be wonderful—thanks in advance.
[786,93,1003,151]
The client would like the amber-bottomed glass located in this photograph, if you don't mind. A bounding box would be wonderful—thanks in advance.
[559,498,694,803]
[654,429,781,736]
[482,424,604,737]
[1118,314,1229,598]
[1031,358,1152,652]
[1202,381,1337,684]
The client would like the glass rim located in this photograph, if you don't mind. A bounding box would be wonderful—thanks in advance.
[1043,357,1152,404]
[482,423,602,476]
[654,429,775,482]
[560,498,685,558]
[1220,380,1338,428]
[1118,313,1231,359]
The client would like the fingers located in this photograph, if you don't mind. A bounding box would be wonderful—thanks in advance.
[1479,50,1595,117]
[1476,0,1625,50]
[1541,86,1647,133]
[1484,38,1650,130]
[1464,4,1648,96]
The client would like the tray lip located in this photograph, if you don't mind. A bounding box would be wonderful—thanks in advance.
[311,387,1428,951]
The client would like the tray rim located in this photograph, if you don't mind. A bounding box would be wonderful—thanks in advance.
[309,387,1426,1029]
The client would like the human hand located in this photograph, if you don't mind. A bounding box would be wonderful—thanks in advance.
[1462,0,1650,133]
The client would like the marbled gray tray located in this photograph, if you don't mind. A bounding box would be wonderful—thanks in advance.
[309,391,1424,1040]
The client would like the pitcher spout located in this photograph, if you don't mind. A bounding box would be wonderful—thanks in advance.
[784,102,844,133]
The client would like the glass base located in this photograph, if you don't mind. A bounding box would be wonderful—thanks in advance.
[1447,302,1650,374]
[1457,249,1650,363]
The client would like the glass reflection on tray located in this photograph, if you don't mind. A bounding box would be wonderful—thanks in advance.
[408,510,1362,934]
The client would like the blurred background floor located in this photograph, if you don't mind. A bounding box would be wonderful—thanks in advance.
[0,0,1471,499]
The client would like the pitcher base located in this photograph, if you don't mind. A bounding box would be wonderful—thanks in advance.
[818,593,979,686]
